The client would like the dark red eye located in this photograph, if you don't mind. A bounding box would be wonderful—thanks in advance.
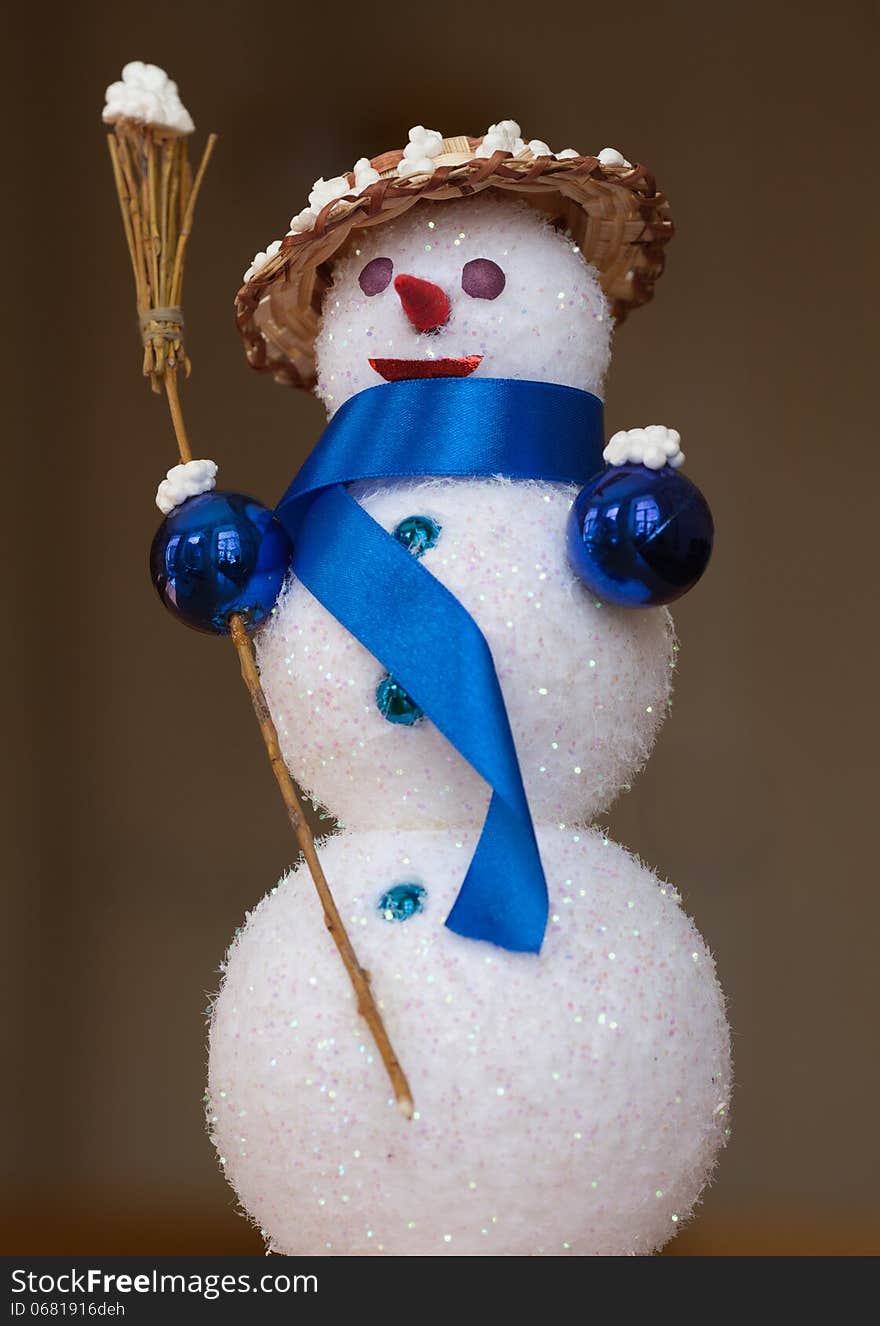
[461,258,506,300]
[359,257,393,295]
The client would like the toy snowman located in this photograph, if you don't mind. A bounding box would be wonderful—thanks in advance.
[177,122,729,1256]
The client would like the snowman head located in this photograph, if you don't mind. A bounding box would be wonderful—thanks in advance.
[314,196,612,416]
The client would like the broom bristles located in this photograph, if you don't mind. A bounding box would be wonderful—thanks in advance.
[107,122,217,392]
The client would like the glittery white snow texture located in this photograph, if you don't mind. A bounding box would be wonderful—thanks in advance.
[208,825,731,1256]
[313,196,612,415]
[256,479,674,832]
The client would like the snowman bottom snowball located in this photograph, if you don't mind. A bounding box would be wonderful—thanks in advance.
[208,825,731,1256]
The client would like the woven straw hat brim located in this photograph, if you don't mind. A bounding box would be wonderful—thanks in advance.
[235,136,674,391]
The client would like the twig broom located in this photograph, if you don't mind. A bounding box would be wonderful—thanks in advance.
[103,84,413,1119]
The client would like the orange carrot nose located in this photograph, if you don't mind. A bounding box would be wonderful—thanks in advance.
[394,273,451,332]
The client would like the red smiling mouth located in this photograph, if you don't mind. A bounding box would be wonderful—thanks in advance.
[369,355,483,382]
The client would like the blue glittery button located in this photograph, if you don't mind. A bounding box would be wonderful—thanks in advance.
[377,882,427,921]
[393,514,441,558]
[376,673,424,725]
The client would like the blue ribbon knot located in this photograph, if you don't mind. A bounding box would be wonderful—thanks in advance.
[276,377,605,953]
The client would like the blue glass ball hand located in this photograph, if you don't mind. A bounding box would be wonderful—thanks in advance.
[567,463,713,608]
[150,491,293,635]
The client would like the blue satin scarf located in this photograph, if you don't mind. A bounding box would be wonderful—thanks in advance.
[276,377,605,953]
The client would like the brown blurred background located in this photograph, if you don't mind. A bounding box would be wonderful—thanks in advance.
[3,0,878,1256]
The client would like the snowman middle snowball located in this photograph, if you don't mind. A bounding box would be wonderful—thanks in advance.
[257,196,674,832]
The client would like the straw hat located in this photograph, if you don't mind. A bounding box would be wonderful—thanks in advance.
[235,121,674,391]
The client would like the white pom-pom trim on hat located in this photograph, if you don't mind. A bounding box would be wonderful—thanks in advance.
[308,175,353,211]
[102,61,194,135]
[288,208,316,236]
[156,458,218,515]
[405,124,447,158]
[353,157,381,192]
[395,126,444,179]
[284,162,381,239]
[476,119,526,158]
[241,122,632,283]
[243,238,283,283]
[604,426,684,471]
[597,147,632,168]
[396,156,438,179]
[402,126,444,160]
